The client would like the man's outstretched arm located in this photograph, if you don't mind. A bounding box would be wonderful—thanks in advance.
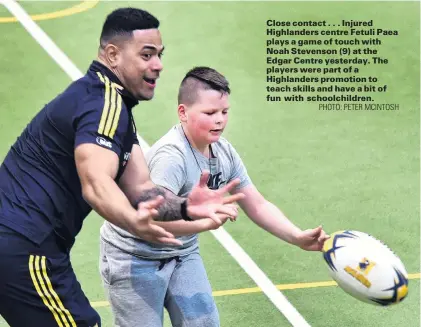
[131,182,186,221]
[232,184,329,251]
[75,143,180,245]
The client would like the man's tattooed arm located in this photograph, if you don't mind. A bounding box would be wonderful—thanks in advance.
[134,185,189,222]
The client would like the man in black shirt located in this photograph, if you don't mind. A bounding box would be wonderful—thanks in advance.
[0,8,242,326]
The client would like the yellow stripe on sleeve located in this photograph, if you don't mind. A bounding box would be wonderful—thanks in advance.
[108,92,122,139]
[103,84,117,137]
[96,73,124,139]
[98,75,111,135]
[111,81,124,90]
[96,72,104,84]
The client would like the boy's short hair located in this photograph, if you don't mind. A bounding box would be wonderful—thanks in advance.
[100,8,160,48]
[178,67,231,105]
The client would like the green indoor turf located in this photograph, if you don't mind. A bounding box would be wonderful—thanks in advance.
[0,1,419,326]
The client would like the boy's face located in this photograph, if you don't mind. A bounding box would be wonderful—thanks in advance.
[183,89,230,144]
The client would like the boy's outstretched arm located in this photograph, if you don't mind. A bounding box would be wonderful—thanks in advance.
[232,184,329,251]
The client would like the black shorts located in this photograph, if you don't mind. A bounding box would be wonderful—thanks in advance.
[0,225,101,327]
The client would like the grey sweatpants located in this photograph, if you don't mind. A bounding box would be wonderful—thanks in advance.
[99,239,220,327]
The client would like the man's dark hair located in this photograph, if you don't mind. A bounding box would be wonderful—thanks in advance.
[100,8,160,48]
[178,67,231,105]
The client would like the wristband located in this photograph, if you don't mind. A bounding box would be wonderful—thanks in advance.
[181,200,193,221]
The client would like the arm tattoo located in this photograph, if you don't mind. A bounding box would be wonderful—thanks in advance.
[134,186,186,221]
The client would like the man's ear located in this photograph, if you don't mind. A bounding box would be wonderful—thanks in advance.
[103,43,121,68]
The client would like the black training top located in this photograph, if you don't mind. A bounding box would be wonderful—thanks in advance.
[0,60,139,249]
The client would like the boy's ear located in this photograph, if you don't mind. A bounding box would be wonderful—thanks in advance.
[178,104,188,122]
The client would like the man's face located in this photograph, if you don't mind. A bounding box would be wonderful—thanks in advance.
[184,89,230,144]
[117,29,164,100]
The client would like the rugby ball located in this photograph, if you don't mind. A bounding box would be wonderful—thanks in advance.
[322,230,408,306]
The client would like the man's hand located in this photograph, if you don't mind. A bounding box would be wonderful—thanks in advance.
[186,171,245,224]
[128,196,182,246]
[295,226,330,251]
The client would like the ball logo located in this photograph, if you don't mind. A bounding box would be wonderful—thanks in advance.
[357,257,376,275]
[344,258,376,288]
[96,136,112,149]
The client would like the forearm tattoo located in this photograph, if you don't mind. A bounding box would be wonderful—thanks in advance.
[134,186,186,221]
